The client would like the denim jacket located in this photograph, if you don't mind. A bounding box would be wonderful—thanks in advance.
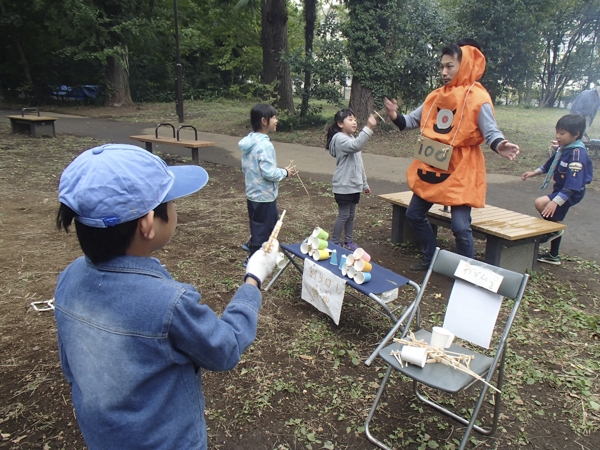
[54,255,261,449]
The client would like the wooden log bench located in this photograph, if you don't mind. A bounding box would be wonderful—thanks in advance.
[6,108,58,138]
[379,191,567,272]
[130,123,214,165]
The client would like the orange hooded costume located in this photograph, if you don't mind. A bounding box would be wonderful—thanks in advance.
[407,45,493,208]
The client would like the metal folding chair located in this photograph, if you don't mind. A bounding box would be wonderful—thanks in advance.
[364,248,529,450]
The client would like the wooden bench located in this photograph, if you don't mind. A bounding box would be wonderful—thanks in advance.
[130,123,214,165]
[379,191,567,272]
[6,108,58,138]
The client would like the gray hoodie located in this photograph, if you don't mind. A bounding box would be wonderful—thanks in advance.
[329,127,372,194]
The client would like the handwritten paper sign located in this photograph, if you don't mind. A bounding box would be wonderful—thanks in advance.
[301,259,346,325]
[454,260,503,293]
[444,279,503,349]
[413,136,453,170]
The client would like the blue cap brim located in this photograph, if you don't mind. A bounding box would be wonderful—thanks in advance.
[162,165,209,203]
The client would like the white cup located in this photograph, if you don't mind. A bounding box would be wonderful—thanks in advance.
[346,265,356,279]
[430,326,455,349]
[400,346,428,368]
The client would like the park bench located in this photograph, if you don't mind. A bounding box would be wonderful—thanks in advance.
[379,191,566,272]
[6,108,58,138]
[130,123,214,165]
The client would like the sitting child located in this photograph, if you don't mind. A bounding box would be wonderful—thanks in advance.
[521,114,593,265]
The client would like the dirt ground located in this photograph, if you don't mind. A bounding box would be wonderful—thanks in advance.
[1,125,599,449]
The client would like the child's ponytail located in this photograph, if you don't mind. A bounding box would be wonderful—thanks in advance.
[326,108,355,150]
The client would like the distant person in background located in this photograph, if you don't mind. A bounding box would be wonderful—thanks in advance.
[570,87,600,135]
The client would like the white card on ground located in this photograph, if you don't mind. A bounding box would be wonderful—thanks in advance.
[443,279,503,349]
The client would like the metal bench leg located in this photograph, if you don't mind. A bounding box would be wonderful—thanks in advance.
[191,148,199,165]
[144,142,153,153]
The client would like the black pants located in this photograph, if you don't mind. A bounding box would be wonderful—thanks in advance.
[247,199,279,255]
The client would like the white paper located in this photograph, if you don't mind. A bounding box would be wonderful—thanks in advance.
[443,279,503,349]
[454,260,503,293]
[301,259,346,325]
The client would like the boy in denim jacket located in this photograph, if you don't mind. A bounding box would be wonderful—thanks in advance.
[54,144,278,449]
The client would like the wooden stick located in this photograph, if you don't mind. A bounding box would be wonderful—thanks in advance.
[264,210,286,253]
[289,160,309,196]
[393,333,500,393]
[373,110,385,122]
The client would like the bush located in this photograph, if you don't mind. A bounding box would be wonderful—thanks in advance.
[276,113,329,132]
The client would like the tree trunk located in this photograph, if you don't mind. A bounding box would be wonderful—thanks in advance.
[348,78,374,124]
[261,0,294,114]
[105,43,133,107]
[300,0,317,116]
[0,0,32,85]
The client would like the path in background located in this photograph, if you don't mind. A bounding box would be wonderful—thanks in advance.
[2,110,597,263]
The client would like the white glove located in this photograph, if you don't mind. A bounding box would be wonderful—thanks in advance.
[245,239,280,286]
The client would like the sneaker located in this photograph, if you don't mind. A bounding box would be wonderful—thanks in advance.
[344,242,359,252]
[540,229,564,244]
[241,240,251,252]
[410,260,431,271]
[243,255,250,267]
[537,252,560,265]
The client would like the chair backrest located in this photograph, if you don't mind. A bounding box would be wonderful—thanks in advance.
[432,249,525,300]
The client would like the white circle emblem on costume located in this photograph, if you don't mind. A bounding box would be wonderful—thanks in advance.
[436,109,454,130]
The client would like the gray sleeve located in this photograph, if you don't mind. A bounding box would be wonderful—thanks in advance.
[478,103,504,150]
[332,127,373,154]
[403,104,423,130]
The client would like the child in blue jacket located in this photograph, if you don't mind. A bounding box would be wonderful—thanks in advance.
[54,144,279,449]
[239,104,295,260]
[522,114,593,265]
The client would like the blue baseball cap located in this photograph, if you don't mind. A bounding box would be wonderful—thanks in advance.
[58,144,209,228]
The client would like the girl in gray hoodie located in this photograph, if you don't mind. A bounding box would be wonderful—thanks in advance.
[325,109,377,250]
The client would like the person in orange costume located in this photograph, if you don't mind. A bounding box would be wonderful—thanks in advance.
[384,39,520,270]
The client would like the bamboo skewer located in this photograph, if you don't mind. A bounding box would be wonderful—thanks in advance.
[288,160,309,196]
[392,332,501,393]
[264,210,286,253]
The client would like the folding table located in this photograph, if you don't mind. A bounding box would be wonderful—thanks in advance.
[265,242,420,324]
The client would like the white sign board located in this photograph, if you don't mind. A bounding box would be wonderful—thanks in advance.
[454,260,503,293]
[301,259,346,325]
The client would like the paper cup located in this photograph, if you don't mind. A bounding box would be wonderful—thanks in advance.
[341,264,348,277]
[354,259,372,272]
[353,248,371,262]
[338,254,347,270]
[330,249,338,266]
[276,252,287,269]
[345,254,355,266]
[354,271,371,284]
[430,326,455,349]
[346,266,356,279]
[309,236,328,250]
[300,241,310,254]
[311,227,329,240]
[401,346,427,368]
[312,249,330,261]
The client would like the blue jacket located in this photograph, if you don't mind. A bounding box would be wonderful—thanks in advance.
[54,255,261,449]
[239,132,287,202]
[539,140,593,205]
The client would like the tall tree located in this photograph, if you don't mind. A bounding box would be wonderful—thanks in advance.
[344,0,397,122]
[261,0,294,113]
[299,0,317,116]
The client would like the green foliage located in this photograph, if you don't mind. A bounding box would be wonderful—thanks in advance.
[276,112,328,132]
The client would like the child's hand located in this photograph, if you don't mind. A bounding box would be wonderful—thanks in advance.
[364,187,371,195]
[367,114,377,130]
[285,163,297,177]
[521,171,537,180]
[541,201,558,218]
[246,239,280,285]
